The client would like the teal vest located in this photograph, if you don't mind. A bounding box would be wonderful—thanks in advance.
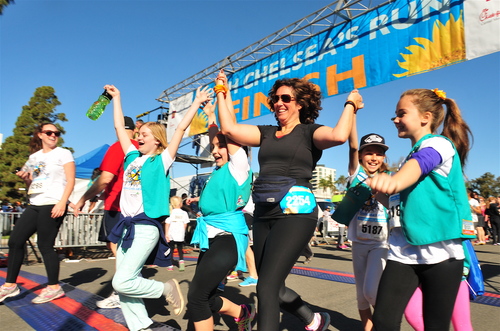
[199,163,252,216]
[124,151,170,218]
[400,134,474,245]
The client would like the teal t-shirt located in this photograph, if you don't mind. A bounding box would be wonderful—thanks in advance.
[199,162,252,216]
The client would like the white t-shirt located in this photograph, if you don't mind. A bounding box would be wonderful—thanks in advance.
[469,198,479,223]
[120,145,174,217]
[346,165,389,247]
[165,208,190,242]
[26,147,74,206]
[388,136,464,264]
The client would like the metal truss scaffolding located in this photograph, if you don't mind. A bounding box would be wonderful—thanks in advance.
[156,0,392,104]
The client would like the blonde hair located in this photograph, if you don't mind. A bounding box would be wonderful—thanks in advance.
[142,122,168,155]
[170,196,182,209]
[400,89,472,167]
[486,196,497,208]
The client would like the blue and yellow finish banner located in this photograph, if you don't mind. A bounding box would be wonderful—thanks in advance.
[187,0,465,135]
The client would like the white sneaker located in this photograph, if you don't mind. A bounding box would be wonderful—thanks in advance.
[0,284,20,303]
[96,291,121,309]
[32,285,65,304]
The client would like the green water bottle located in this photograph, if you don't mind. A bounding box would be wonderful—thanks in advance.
[86,90,113,120]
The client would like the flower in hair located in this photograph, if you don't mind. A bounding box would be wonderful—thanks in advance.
[432,88,446,100]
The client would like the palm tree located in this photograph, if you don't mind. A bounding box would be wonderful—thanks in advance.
[335,175,348,193]
[0,0,14,15]
[318,175,336,195]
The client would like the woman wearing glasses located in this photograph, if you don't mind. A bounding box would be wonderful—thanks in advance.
[216,70,362,331]
[0,123,75,304]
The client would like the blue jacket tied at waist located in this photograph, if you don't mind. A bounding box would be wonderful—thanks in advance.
[108,212,171,267]
[191,210,249,272]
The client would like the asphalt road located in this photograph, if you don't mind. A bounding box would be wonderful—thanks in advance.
[1,242,499,330]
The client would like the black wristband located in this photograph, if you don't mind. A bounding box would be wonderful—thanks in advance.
[344,101,357,114]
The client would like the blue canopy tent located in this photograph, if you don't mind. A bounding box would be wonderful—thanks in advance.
[70,144,110,210]
[74,144,110,179]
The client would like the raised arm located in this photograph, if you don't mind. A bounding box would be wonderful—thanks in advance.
[104,84,132,154]
[215,70,261,147]
[348,112,360,176]
[166,86,213,159]
[202,100,218,147]
[313,89,364,150]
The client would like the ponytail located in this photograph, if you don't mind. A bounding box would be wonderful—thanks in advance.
[401,89,473,167]
[441,98,472,167]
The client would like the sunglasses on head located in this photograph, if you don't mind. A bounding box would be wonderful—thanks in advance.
[272,94,295,103]
[42,130,61,137]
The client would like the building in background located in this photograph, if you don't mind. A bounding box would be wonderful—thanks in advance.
[311,164,336,200]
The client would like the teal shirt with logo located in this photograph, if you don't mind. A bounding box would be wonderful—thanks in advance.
[124,151,170,218]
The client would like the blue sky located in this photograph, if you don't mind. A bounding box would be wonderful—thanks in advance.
[1,0,499,182]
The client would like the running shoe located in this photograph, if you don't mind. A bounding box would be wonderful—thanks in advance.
[239,276,258,287]
[227,270,241,282]
[96,291,121,309]
[167,266,174,271]
[305,312,330,331]
[0,284,20,303]
[32,285,65,304]
[234,303,255,331]
[337,244,349,250]
[164,279,185,315]
[179,260,185,271]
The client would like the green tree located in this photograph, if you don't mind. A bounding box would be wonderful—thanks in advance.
[335,175,348,192]
[0,86,70,202]
[468,172,500,198]
[318,175,336,195]
[0,0,14,15]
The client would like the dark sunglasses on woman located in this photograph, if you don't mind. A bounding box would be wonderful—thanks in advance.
[272,94,295,103]
[42,130,61,137]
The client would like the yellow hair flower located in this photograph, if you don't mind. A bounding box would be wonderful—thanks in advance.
[432,88,447,100]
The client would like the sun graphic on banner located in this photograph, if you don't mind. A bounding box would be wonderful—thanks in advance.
[188,111,208,136]
[394,12,465,78]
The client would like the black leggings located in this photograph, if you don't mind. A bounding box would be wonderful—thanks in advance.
[169,241,185,260]
[490,218,500,244]
[187,234,237,322]
[373,258,463,331]
[253,214,317,331]
[7,205,65,285]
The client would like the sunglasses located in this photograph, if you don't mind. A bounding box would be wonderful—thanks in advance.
[42,130,61,137]
[272,94,295,103]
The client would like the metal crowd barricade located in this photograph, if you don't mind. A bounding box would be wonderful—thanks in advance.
[55,213,106,248]
[0,212,107,249]
[0,212,19,249]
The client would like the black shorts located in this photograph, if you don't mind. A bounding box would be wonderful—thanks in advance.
[477,215,485,227]
[98,210,121,242]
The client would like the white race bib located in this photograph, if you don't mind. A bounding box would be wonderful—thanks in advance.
[388,193,401,229]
